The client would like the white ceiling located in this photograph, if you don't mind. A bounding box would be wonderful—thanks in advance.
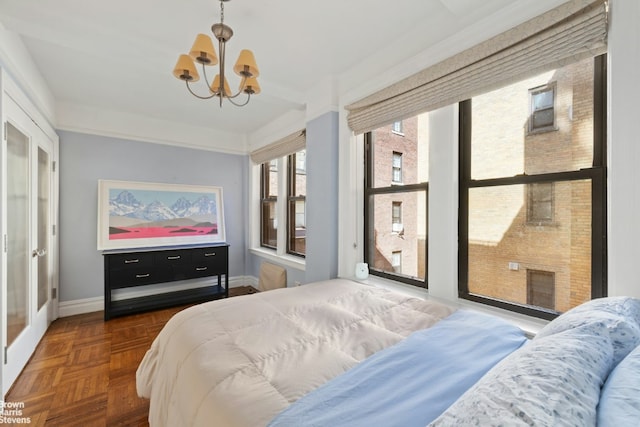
[0,0,564,145]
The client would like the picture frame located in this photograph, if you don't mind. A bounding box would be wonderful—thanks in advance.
[97,179,225,250]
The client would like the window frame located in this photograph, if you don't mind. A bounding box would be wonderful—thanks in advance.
[392,250,402,274]
[287,150,306,258]
[391,201,402,233]
[527,182,555,225]
[364,132,428,288]
[527,269,556,310]
[391,120,404,135]
[458,54,607,320]
[529,83,558,134]
[392,151,403,184]
[260,161,278,250]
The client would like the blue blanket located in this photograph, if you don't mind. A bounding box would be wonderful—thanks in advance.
[268,309,527,427]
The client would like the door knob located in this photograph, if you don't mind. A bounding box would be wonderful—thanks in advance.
[32,248,47,258]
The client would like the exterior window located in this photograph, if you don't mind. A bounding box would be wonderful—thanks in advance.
[527,270,555,310]
[392,152,403,183]
[365,115,428,288]
[392,251,402,274]
[391,202,403,233]
[260,160,278,249]
[392,120,404,135]
[287,150,306,257]
[459,55,606,319]
[529,84,556,133]
[527,182,554,224]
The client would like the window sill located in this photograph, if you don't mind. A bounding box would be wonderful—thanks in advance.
[348,275,548,338]
[527,126,559,135]
[249,247,306,271]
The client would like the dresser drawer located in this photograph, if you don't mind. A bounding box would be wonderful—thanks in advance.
[154,250,191,265]
[192,247,227,266]
[109,266,172,288]
[108,252,154,270]
[173,263,222,280]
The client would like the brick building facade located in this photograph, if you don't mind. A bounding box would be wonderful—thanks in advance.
[468,58,593,312]
[370,115,428,281]
[369,57,593,312]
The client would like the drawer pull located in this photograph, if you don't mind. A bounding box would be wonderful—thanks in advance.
[195,267,208,271]
[124,259,139,264]
[136,273,150,278]
[167,255,181,260]
[204,252,216,257]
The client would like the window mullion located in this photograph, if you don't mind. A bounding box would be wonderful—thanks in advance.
[276,156,288,256]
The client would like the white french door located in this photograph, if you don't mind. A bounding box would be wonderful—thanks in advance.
[2,95,55,394]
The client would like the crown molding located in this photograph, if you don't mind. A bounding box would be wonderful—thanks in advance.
[56,102,248,154]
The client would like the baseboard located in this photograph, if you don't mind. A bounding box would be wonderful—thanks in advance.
[245,275,258,288]
[58,276,255,318]
[59,296,104,318]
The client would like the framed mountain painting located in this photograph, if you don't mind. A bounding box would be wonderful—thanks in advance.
[97,180,225,250]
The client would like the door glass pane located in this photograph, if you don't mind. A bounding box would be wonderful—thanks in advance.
[38,147,50,310]
[467,180,592,312]
[6,123,29,346]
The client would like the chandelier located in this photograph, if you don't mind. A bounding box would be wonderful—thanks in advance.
[172,0,260,107]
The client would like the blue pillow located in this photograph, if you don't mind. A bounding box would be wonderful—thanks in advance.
[535,297,640,365]
[597,344,640,427]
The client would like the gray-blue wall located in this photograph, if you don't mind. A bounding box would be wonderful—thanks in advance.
[246,111,340,285]
[305,111,339,283]
[59,130,247,302]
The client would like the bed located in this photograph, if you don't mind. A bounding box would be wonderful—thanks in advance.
[136,278,640,427]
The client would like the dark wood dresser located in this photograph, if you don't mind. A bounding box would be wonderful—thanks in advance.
[103,244,228,320]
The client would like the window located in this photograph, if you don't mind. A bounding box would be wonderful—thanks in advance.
[391,202,402,233]
[527,182,554,224]
[259,149,306,258]
[287,150,306,256]
[392,120,404,135]
[459,55,606,319]
[365,115,428,288]
[392,251,402,274]
[260,160,278,249]
[392,152,403,183]
[527,270,555,310]
[529,83,557,133]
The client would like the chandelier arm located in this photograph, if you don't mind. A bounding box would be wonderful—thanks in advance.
[200,63,220,96]
[225,92,251,107]
[185,80,218,100]
[222,75,249,99]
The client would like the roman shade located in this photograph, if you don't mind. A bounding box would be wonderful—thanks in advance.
[250,129,306,164]
[346,0,608,134]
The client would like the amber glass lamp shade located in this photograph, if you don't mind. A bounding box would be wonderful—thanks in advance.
[210,74,232,96]
[242,76,261,95]
[173,54,200,82]
[189,34,218,66]
[233,49,259,78]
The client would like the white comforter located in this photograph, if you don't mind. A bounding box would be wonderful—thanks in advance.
[136,279,456,427]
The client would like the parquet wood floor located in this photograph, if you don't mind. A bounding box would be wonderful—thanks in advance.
[4,286,258,426]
